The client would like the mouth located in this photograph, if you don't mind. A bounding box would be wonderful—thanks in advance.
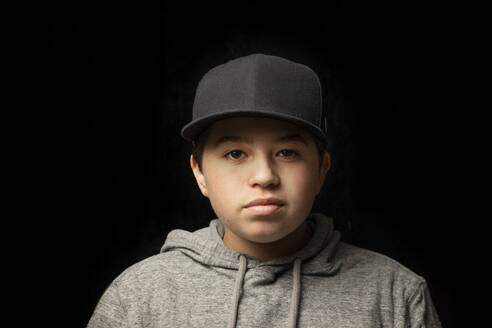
[244,204,284,216]
[244,197,285,208]
[244,197,285,216]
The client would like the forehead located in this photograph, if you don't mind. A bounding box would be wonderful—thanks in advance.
[202,116,313,147]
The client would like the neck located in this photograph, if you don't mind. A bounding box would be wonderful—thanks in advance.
[222,221,313,261]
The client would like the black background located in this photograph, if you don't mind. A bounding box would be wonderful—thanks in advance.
[47,1,466,326]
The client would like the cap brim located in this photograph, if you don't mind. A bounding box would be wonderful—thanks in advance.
[181,109,327,142]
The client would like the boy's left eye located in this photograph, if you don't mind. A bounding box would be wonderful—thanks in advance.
[278,149,299,158]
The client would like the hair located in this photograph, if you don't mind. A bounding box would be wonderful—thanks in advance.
[191,126,328,173]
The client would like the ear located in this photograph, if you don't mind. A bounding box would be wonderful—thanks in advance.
[190,154,209,198]
[317,151,331,194]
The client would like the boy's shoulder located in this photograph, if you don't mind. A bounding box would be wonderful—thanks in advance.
[108,225,216,291]
[110,250,192,291]
[335,241,427,290]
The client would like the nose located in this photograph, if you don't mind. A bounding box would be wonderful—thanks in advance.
[248,154,280,188]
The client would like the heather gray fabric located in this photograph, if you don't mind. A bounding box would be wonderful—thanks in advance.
[87,213,442,327]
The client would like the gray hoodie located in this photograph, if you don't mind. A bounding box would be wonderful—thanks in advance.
[87,213,442,327]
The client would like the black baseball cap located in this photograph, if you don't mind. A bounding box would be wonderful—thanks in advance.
[181,53,327,143]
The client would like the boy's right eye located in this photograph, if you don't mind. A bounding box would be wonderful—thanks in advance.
[224,150,245,160]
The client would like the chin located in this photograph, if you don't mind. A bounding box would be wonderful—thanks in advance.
[245,229,288,244]
[248,237,282,244]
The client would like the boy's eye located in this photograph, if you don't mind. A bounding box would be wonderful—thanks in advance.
[278,149,299,158]
[225,150,245,160]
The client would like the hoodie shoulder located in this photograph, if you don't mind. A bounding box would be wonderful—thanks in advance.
[115,251,196,287]
[332,242,442,327]
[335,242,426,294]
[115,225,215,285]
[88,250,201,328]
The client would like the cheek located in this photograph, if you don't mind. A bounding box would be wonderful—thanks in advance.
[205,172,242,211]
[206,170,237,194]
[284,166,319,197]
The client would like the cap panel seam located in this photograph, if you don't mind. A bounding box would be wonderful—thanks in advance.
[250,54,260,109]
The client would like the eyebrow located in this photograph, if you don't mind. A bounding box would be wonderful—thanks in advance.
[213,134,308,149]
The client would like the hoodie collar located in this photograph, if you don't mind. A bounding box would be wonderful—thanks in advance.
[161,212,341,275]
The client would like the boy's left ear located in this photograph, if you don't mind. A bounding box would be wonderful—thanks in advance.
[317,152,331,193]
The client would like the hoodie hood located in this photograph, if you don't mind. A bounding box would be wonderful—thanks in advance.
[161,212,341,328]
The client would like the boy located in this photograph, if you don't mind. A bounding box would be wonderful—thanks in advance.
[87,54,442,327]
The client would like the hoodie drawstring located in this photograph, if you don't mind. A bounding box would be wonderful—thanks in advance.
[227,255,247,328]
[227,255,303,328]
[287,257,302,328]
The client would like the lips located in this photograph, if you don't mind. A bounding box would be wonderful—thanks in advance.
[244,197,285,208]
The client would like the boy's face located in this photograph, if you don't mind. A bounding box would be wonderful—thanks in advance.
[190,116,331,246]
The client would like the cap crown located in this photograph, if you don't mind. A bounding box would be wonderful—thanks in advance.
[181,54,325,142]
